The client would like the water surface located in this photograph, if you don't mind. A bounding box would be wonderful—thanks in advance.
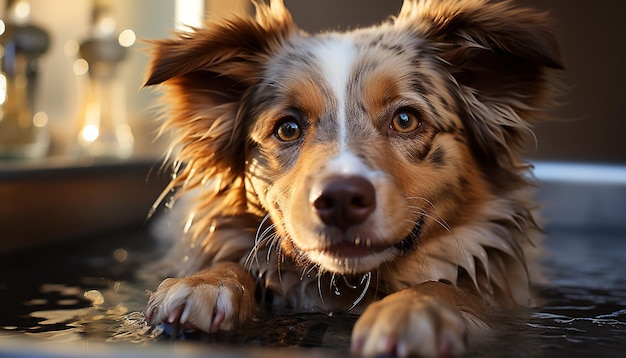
[0,226,624,357]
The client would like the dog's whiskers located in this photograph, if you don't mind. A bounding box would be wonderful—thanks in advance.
[275,243,285,293]
[343,275,358,289]
[255,214,273,243]
[406,196,453,233]
[245,214,276,271]
[406,197,452,233]
[410,196,436,211]
[266,234,280,263]
[316,270,326,306]
[330,273,337,294]
[302,264,318,280]
[348,271,373,312]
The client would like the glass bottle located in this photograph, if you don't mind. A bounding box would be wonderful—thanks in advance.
[74,0,133,159]
[0,0,50,159]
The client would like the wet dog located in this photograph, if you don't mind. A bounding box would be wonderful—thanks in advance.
[144,0,562,356]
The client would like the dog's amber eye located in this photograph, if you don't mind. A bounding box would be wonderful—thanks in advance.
[391,110,422,133]
[275,118,302,142]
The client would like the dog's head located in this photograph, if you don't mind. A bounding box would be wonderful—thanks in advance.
[146,0,561,285]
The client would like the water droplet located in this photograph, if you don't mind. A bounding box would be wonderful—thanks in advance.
[84,290,104,305]
[113,248,128,263]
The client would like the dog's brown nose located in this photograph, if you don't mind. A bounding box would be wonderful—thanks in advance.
[312,176,376,231]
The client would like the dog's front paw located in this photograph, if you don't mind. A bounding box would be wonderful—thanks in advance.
[145,262,256,334]
[351,289,468,357]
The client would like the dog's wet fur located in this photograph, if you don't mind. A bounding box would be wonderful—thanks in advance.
[144,0,562,356]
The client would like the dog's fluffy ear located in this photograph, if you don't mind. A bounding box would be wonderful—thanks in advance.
[145,0,293,197]
[397,0,563,168]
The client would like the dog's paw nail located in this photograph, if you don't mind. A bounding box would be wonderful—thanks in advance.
[180,304,191,325]
[167,306,183,324]
[210,309,226,333]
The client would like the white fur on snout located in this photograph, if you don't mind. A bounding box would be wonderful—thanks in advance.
[310,150,385,210]
[311,34,355,151]
[324,150,379,179]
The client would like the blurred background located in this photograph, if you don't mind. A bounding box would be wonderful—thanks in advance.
[0,0,624,251]
[0,0,251,160]
[0,0,623,163]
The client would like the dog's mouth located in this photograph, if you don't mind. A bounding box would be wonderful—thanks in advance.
[304,216,424,274]
[321,224,421,257]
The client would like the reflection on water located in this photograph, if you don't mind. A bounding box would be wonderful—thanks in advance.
[528,286,626,356]
[0,227,625,357]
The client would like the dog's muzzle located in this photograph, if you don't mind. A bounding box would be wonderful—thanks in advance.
[302,174,422,274]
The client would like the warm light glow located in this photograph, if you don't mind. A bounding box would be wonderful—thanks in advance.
[32,112,48,128]
[0,20,5,36]
[14,1,31,23]
[79,101,102,143]
[80,124,100,143]
[175,0,204,30]
[95,16,116,38]
[73,59,89,75]
[118,29,136,47]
